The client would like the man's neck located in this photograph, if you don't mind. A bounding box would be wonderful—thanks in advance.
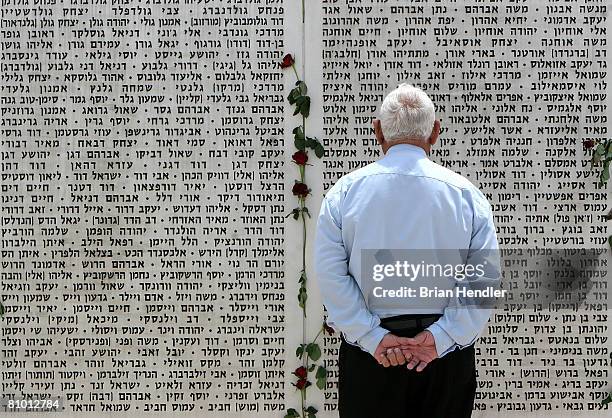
[384,137,430,155]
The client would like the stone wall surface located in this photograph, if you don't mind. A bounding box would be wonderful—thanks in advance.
[0,0,610,416]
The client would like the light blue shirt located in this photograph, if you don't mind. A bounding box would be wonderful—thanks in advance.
[314,143,500,358]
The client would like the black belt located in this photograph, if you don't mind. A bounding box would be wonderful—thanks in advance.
[380,314,441,333]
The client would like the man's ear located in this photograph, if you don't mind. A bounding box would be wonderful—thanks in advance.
[429,119,440,146]
[373,119,385,146]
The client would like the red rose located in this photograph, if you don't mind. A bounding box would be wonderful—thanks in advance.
[583,139,595,149]
[323,322,335,336]
[294,378,311,390]
[293,366,307,379]
[292,182,309,198]
[292,150,308,165]
[280,53,295,69]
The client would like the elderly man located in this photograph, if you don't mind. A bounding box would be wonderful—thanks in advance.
[314,83,500,417]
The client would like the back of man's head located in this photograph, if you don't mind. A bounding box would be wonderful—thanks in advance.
[378,83,436,143]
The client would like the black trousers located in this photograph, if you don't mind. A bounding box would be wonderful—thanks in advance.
[338,314,476,418]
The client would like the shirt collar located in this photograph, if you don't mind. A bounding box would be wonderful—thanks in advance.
[384,143,428,158]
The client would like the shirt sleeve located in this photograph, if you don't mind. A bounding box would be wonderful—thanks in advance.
[426,190,501,358]
[314,191,389,356]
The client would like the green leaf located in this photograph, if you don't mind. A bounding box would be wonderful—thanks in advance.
[305,406,318,418]
[293,95,310,118]
[302,207,311,218]
[595,143,606,156]
[601,392,612,406]
[285,208,301,219]
[0,302,4,317]
[298,270,307,284]
[293,126,305,140]
[298,287,307,308]
[600,160,610,184]
[305,137,317,148]
[287,87,301,105]
[608,235,612,251]
[285,408,300,418]
[314,143,325,158]
[294,138,306,151]
[296,344,306,359]
[298,81,307,95]
[308,364,316,372]
[301,96,311,118]
[315,365,327,390]
[592,153,602,166]
[294,96,305,111]
[303,137,325,158]
[306,343,321,361]
[293,126,306,150]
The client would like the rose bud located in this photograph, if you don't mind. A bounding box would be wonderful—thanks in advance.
[292,182,309,198]
[294,378,311,390]
[323,322,335,336]
[583,139,595,149]
[292,150,308,166]
[280,53,295,69]
[293,366,307,379]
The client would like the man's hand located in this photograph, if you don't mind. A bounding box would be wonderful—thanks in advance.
[374,331,438,372]
[398,330,438,372]
[373,333,411,367]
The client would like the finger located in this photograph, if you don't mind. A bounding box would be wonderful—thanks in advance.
[399,345,431,361]
[416,360,428,372]
[401,349,413,363]
[425,353,437,363]
[393,348,406,365]
[413,350,434,363]
[406,357,420,370]
[401,347,422,360]
[386,348,399,366]
[410,359,421,371]
[378,352,391,367]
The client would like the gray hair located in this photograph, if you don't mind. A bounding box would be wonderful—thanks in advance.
[378,83,436,142]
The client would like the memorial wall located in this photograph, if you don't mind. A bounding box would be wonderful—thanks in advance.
[0,0,610,417]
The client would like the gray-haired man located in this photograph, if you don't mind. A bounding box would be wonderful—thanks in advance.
[314,83,500,417]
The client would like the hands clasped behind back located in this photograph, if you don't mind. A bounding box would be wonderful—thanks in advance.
[373,331,439,372]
